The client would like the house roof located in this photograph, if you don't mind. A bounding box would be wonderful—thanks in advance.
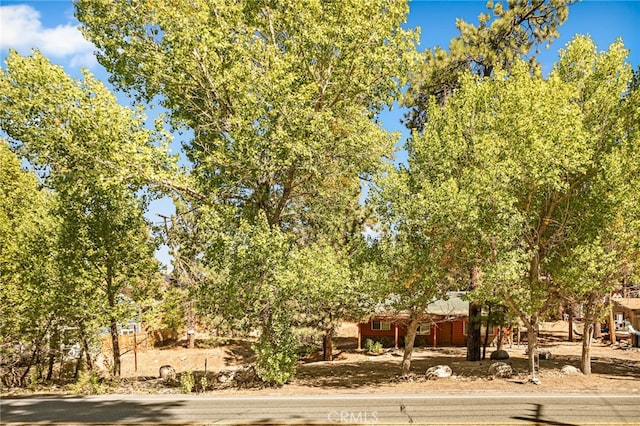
[425,292,469,316]
[371,291,469,319]
[613,298,640,311]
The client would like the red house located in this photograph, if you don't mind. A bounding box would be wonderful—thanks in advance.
[357,292,496,349]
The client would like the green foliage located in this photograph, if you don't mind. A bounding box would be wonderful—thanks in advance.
[0,139,64,382]
[0,51,171,377]
[402,34,638,373]
[142,286,189,332]
[406,0,574,130]
[253,330,298,386]
[199,375,209,393]
[75,0,418,383]
[365,339,383,354]
[68,371,106,395]
[180,370,195,394]
[76,0,417,231]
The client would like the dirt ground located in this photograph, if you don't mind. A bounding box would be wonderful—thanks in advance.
[115,321,640,396]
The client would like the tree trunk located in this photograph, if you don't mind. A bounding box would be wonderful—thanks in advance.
[608,296,617,344]
[46,328,60,381]
[401,316,420,377]
[482,305,492,360]
[106,273,121,377]
[496,327,504,351]
[466,266,482,361]
[74,347,85,380]
[21,322,51,386]
[80,327,94,371]
[527,317,539,375]
[109,316,121,377]
[594,322,602,339]
[568,311,574,342]
[581,318,594,374]
[323,327,334,362]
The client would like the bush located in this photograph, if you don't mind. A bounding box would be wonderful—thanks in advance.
[365,339,383,354]
[180,370,195,393]
[199,375,209,392]
[253,330,298,386]
[68,371,105,395]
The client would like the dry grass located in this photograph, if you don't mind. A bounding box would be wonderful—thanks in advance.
[113,321,640,396]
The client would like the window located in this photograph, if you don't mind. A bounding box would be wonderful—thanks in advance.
[417,323,431,335]
[371,320,391,331]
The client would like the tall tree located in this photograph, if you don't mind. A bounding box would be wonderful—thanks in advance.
[76,0,418,383]
[406,0,574,131]
[0,139,62,385]
[372,163,473,376]
[550,38,640,373]
[0,51,169,376]
[407,35,637,378]
[404,0,574,361]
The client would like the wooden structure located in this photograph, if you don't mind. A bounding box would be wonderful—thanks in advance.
[612,297,640,330]
[357,292,497,349]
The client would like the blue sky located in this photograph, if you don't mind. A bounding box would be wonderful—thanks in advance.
[2,0,639,269]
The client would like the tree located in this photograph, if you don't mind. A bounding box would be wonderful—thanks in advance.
[406,0,574,131]
[406,34,637,378]
[372,163,473,376]
[554,234,638,374]
[404,0,574,362]
[0,51,169,377]
[551,40,640,373]
[0,139,62,385]
[288,240,371,362]
[76,0,418,383]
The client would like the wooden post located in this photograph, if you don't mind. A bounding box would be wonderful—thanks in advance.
[133,332,138,378]
[433,324,438,349]
[188,329,195,349]
[394,324,399,349]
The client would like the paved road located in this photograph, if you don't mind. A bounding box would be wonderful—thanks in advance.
[2,394,639,425]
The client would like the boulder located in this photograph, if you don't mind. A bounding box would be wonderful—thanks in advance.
[217,370,234,384]
[159,365,176,382]
[488,362,513,378]
[425,365,452,380]
[490,349,510,360]
[561,365,582,375]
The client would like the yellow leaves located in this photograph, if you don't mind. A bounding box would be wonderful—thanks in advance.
[404,272,422,289]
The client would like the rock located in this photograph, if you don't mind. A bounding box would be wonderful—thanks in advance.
[490,350,510,360]
[217,371,234,384]
[488,362,513,378]
[425,365,452,380]
[561,365,582,375]
[159,365,176,382]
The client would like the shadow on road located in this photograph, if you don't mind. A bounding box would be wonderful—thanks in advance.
[2,396,185,424]
[511,403,578,426]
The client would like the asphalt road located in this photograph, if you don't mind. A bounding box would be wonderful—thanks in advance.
[2,394,639,425]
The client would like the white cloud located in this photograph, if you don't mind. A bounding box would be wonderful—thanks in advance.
[1,4,96,68]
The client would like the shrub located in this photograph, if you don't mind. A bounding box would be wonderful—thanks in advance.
[253,329,298,386]
[68,371,105,395]
[180,370,195,393]
[365,339,383,354]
